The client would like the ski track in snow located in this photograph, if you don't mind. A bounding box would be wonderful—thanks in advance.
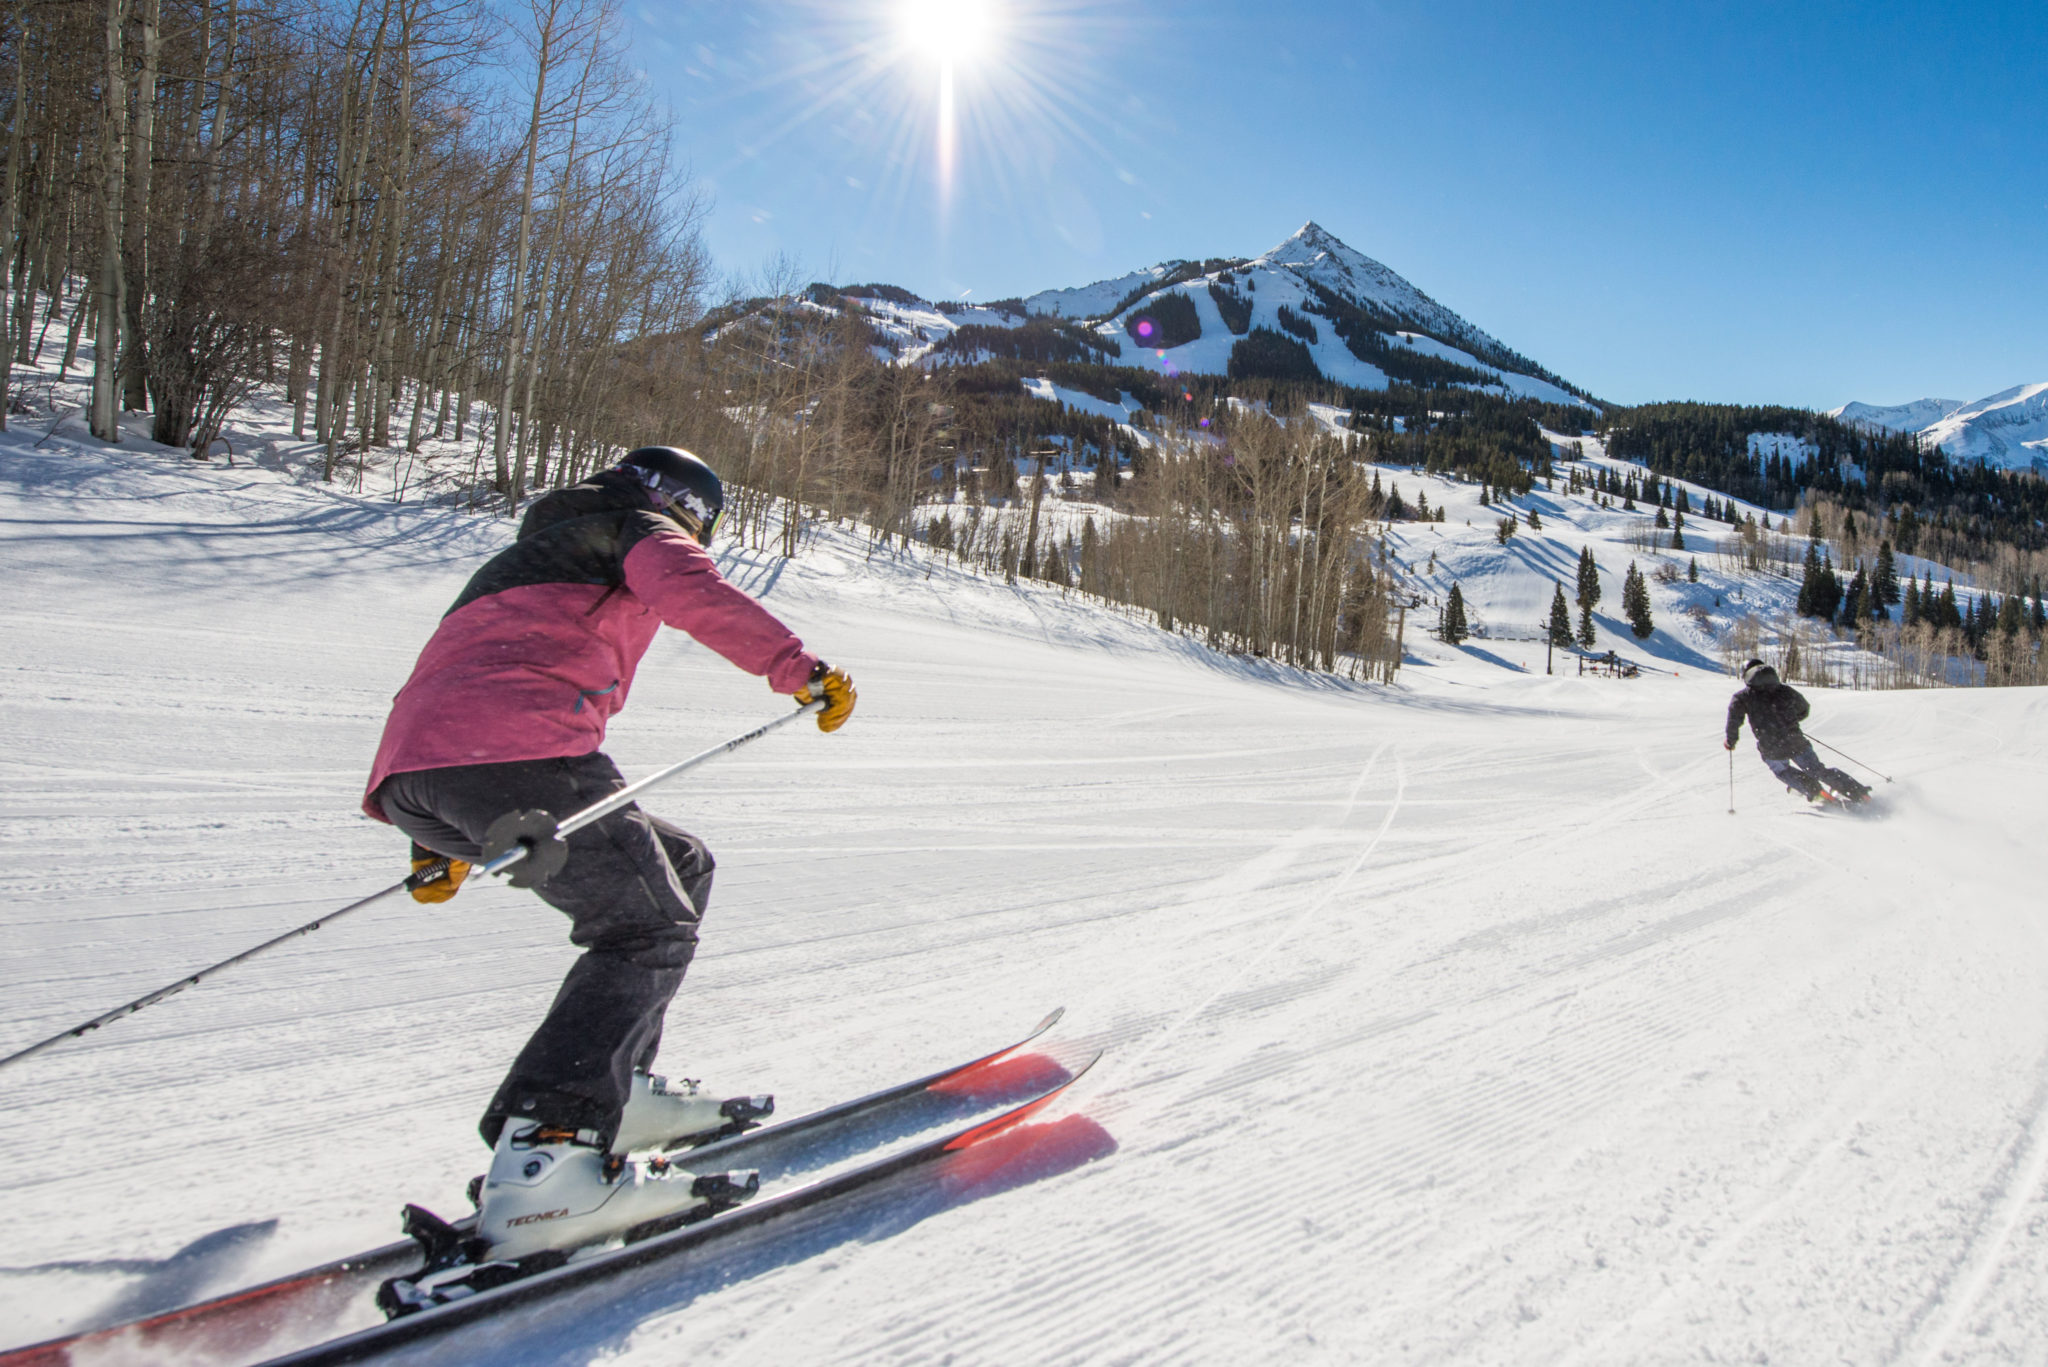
[2,442,2047,1365]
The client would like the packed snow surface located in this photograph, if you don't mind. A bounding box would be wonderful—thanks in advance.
[3,438,2047,1366]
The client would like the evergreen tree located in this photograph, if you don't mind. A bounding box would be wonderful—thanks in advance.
[1670,525,1685,552]
[1814,554,1843,621]
[1547,583,1574,648]
[1873,540,1900,605]
[1654,506,1669,529]
[1939,579,1960,630]
[1386,484,1406,520]
[1577,603,1596,649]
[1527,507,1542,530]
[1687,556,1699,583]
[1575,546,1601,612]
[1902,576,1921,626]
[1796,542,1823,617]
[1441,583,1469,644]
[1622,562,1655,638]
[1837,571,1867,628]
[1998,593,2024,636]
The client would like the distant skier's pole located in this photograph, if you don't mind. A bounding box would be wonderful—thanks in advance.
[0,701,824,1075]
[1807,735,1893,784]
[1727,749,1736,814]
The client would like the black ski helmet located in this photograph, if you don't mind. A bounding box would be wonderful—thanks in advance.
[1740,658,1778,688]
[620,447,723,546]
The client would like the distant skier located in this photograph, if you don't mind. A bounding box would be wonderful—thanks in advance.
[1723,658,1867,804]
[362,446,854,1257]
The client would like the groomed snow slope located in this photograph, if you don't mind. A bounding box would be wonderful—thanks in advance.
[3,441,2047,1365]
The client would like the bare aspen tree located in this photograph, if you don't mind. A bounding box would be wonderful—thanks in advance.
[89,0,128,441]
[0,0,24,427]
[117,0,155,411]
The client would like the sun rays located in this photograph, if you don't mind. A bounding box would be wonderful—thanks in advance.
[678,0,1135,271]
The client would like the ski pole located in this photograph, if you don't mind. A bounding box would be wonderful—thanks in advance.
[1807,735,1893,784]
[1727,748,1736,815]
[0,701,825,1075]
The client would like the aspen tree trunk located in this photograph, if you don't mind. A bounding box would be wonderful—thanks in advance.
[405,251,454,452]
[118,0,157,413]
[15,145,51,366]
[0,2,25,429]
[321,4,390,478]
[194,0,237,244]
[511,61,592,503]
[90,0,129,442]
[496,0,567,509]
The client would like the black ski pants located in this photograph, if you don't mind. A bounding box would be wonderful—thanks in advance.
[374,752,714,1149]
[1762,744,1865,801]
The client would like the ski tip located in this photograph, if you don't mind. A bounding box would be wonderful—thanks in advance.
[1031,1006,1067,1037]
[942,1051,1101,1154]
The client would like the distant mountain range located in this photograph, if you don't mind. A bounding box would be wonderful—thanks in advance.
[1828,384,2048,473]
[819,222,1592,408]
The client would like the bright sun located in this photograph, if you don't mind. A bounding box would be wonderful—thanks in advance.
[899,0,996,63]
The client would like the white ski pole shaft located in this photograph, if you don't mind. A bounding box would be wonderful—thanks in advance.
[0,867,447,1073]
[0,703,824,1074]
[1727,748,1736,814]
[557,701,820,842]
[1807,735,1892,784]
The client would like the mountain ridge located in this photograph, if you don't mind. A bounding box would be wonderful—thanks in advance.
[1829,385,2048,473]
[838,221,1593,408]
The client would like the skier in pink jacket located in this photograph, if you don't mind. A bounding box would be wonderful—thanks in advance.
[364,449,853,1239]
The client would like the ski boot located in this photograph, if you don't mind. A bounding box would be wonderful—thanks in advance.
[474,1119,760,1260]
[376,1121,759,1316]
[615,1072,774,1153]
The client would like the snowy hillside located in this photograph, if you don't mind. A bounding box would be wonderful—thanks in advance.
[762,223,1592,410]
[1022,262,1186,320]
[1828,384,2048,472]
[4,415,2047,1364]
[1917,382,2048,472]
[1827,396,1966,433]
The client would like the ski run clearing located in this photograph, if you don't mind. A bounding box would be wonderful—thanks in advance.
[2,426,2047,1367]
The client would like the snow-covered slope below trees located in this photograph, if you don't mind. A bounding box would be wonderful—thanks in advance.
[4,425,2046,1366]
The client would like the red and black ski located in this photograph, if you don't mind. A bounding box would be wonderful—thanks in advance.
[0,1010,1077,1367]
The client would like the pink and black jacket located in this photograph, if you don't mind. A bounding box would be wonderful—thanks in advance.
[364,469,820,822]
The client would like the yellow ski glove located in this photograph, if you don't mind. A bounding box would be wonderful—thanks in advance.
[796,663,857,733]
[408,843,472,904]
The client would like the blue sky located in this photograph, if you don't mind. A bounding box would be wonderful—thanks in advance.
[630,1,2043,409]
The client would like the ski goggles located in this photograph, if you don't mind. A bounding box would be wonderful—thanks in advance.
[654,490,722,546]
[636,472,723,546]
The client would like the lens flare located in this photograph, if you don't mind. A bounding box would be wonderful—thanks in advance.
[900,0,996,63]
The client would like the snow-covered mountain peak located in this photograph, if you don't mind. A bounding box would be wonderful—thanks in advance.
[1917,382,2048,472]
[1248,221,1514,365]
[1826,398,1967,434]
[1825,384,2048,473]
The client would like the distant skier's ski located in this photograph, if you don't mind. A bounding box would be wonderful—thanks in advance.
[0,1010,1071,1367]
